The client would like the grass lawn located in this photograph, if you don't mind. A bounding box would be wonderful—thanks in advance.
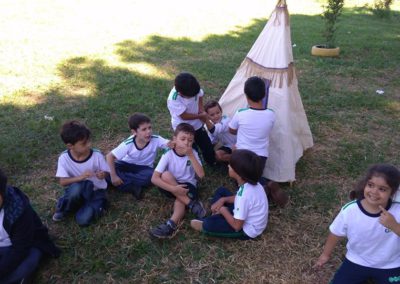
[1,0,399,282]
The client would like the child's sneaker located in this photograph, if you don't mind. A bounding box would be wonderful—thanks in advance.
[190,219,203,232]
[188,200,207,218]
[52,211,65,222]
[149,219,177,239]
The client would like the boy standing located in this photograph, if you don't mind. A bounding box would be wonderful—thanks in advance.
[106,113,169,199]
[149,123,206,239]
[229,76,288,208]
[167,72,216,166]
[53,120,110,226]
[203,100,236,163]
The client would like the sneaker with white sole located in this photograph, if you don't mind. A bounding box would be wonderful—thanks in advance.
[188,200,207,218]
[149,220,177,239]
[52,211,65,222]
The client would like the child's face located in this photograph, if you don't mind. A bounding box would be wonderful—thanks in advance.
[133,122,152,143]
[228,164,239,180]
[68,139,91,156]
[206,105,222,124]
[363,176,392,208]
[173,131,194,154]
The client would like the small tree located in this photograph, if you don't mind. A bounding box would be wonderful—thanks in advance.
[321,0,345,48]
[372,0,394,18]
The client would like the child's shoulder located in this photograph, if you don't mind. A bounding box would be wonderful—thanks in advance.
[167,87,180,101]
[341,200,358,211]
[122,135,135,145]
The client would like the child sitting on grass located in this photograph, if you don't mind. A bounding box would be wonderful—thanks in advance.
[149,123,206,239]
[52,120,109,226]
[106,113,169,200]
[0,169,60,283]
[314,164,400,283]
[228,76,288,208]
[167,72,216,166]
[203,100,236,163]
[190,149,268,240]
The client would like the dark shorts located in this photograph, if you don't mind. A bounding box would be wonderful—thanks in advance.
[158,182,198,200]
[217,146,232,154]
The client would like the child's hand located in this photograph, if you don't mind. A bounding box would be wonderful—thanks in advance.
[95,170,106,180]
[211,198,225,213]
[80,170,93,181]
[111,174,123,186]
[379,205,398,230]
[173,184,189,196]
[167,140,175,149]
[313,253,330,269]
[198,111,208,123]
[177,143,194,156]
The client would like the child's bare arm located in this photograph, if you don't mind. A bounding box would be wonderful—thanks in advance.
[180,111,207,121]
[219,206,244,231]
[314,232,342,268]
[106,152,123,186]
[229,127,237,135]
[187,150,205,179]
[151,171,188,195]
[211,196,235,213]
[59,171,92,187]
[198,96,205,113]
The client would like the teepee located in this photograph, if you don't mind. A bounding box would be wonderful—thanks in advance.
[219,0,313,182]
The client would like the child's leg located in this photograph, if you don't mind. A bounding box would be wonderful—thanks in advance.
[170,199,186,225]
[372,266,400,284]
[0,247,42,283]
[330,258,371,284]
[160,172,191,206]
[75,189,107,227]
[215,147,232,163]
[210,187,234,211]
[114,161,153,190]
[55,181,92,214]
[194,127,216,165]
[197,214,249,239]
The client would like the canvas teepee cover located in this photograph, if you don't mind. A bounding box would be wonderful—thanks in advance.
[219,0,313,182]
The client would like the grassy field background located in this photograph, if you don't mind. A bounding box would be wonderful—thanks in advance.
[1,0,399,282]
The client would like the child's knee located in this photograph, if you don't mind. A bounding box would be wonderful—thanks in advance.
[67,182,85,198]
[75,207,94,226]
[160,171,176,184]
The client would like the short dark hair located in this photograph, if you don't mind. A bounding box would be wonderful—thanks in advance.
[174,123,195,137]
[244,76,265,102]
[229,149,263,185]
[60,120,91,145]
[0,168,7,200]
[204,100,222,113]
[128,113,151,130]
[174,72,200,97]
[350,164,400,200]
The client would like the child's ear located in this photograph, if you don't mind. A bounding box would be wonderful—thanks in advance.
[66,143,73,150]
[131,129,136,135]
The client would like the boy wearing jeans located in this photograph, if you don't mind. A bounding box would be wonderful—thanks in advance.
[106,113,169,199]
[53,120,109,226]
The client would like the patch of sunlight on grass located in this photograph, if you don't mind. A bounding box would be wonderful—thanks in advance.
[0,0,395,98]
[387,100,400,112]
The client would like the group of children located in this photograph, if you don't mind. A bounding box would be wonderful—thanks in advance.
[1,72,400,283]
[52,73,282,240]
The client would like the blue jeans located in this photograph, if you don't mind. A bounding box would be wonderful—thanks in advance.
[202,187,250,240]
[332,258,400,284]
[0,247,42,283]
[56,180,107,226]
[109,161,154,192]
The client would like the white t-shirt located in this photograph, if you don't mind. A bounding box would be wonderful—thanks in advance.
[233,182,269,238]
[229,108,275,157]
[154,148,201,186]
[56,149,110,190]
[208,115,236,148]
[330,199,400,269]
[0,209,12,247]
[167,87,204,131]
[111,135,169,167]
